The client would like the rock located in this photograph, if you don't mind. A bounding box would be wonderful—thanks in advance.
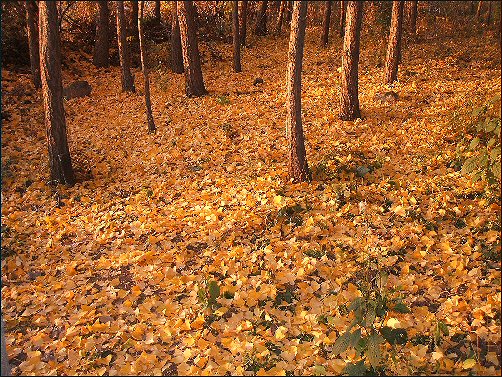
[356,165,371,177]
[63,80,92,100]
[374,91,398,103]
[253,77,264,86]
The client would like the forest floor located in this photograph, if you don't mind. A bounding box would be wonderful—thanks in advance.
[1,20,501,376]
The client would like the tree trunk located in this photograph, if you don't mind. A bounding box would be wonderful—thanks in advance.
[275,0,286,34]
[340,1,363,121]
[409,0,417,35]
[26,1,41,89]
[171,2,184,73]
[116,1,135,92]
[239,0,248,45]
[286,1,293,23]
[154,0,161,24]
[130,1,139,38]
[1,319,11,377]
[476,1,483,22]
[486,1,492,24]
[321,0,332,46]
[138,1,156,133]
[178,0,207,97]
[286,1,310,183]
[384,0,404,84]
[93,0,110,67]
[39,1,76,185]
[339,0,346,37]
[255,1,268,36]
[233,1,242,72]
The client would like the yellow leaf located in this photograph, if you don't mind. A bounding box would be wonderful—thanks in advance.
[386,318,401,328]
[275,326,287,340]
[462,359,476,369]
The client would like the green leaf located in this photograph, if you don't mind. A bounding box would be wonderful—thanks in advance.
[366,332,384,368]
[332,331,352,356]
[485,120,497,133]
[462,156,478,174]
[343,361,366,376]
[208,280,220,301]
[487,137,497,148]
[489,147,500,161]
[349,328,362,348]
[492,160,501,180]
[313,365,326,376]
[469,137,480,150]
[393,303,411,313]
[380,327,408,345]
[438,321,449,336]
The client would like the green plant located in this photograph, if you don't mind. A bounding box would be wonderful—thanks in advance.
[197,278,221,310]
[457,96,501,190]
[331,269,410,375]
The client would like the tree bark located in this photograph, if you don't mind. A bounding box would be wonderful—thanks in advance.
[254,1,268,36]
[93,0,110,67]
[178,0,207,97]
[486,1,492,24]
[409,0,417,35]
[384,0,404,84]
[339,0,346,37]
[171,1,184,73]
[154,0,161,24]
[239,0,248,45]
[1,319,11,377]
[286,1,293,23]
[275,0,286,34]
[233,1,242,72]
[321,0,332,46]
[39,1,76,185]
[138,1,156,133]
[26,1,41,89]
[130,1,139,38]
[116,1,135,92]
[286,1,310,183]
[340,1,363,121]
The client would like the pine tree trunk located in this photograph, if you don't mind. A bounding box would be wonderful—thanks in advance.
[384,0,404,84]
[116,1,135,92]
[39,1,76,185]
[321,0,332,46]
[340,1,363,121]
[233,1,242,72]
[409,0,417,35]
[26,0,41,89]
[93,0,110,67]
[340,0,346,37]
[138,1,156,133]
[154,0,161,24]
[178,0,207,97]
[476,1,483,22]
[240,0,248,45]
[255,1,268,36]
[286,1,310,183]
[171,2,184,74]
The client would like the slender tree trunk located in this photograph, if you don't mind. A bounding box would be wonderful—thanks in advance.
[275,0,286,34]
[255,1,268,35]
[476,1,483,22]
[384,0,404,84]
[233,1,242,72]
[240,0,248,45]
[93,0,110,67]
[286,1,310,183]
[486,1,492,24]
[138,1,156,133]
[39,1,76,185]
[340,0,346,37]
[154,0,161,24]
[286,1,293,23]
[171,1,184,73]
[26,1,41,89]
[116,1,135,92]
[409,0,417,34]
[340,1,363,121]
[178,0,207,97]
[130,1,139,38]
[321,0,332,46]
